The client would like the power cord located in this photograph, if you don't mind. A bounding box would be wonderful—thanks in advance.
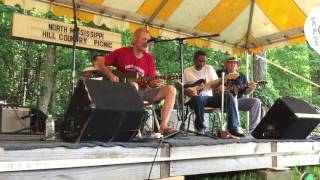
[147,138,164,180]
[147,131,179,180]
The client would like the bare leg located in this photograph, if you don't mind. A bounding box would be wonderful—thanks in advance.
[130,82,139,91]
[152,85,176,131]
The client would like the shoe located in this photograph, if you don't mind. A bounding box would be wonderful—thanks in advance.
[160,128,177,136]
[195,128,205,135]
[229,128,245,137]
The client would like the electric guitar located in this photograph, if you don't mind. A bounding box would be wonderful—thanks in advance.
[184,73,239,103]
[113,70,181,83]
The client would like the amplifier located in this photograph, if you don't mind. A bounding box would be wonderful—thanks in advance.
[0,106,31,133]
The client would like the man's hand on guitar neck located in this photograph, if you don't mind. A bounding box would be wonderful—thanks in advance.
[247,82,257,90]
[245,82,257,95]
[148,79,164,88]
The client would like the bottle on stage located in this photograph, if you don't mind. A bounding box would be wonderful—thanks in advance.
[45,115,55,140]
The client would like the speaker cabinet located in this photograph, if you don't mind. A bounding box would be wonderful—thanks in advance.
[252,96,320,139]
[0,106,31,133]
[62,79,145,142]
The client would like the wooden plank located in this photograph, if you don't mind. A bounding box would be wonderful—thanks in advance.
[170,156,272,176]
[0,146,160,161]
[1,140,320,178]
[160,144,170,178]
[0,163,161,180]
[271,142,277,167]
[0,145,167,172]
[276,142,320,152]
[277,155,320,167]
[170,142,272,159]
[276,141,320,167]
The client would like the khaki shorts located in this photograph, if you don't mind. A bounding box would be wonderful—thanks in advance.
[139,88,160,103]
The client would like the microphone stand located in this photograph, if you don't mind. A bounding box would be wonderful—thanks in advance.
[151,34,219,133]
[71,0,79,93]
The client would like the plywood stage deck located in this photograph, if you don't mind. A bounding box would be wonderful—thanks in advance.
[0,134,319,180]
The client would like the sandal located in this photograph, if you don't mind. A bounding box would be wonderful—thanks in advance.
[160,128,177,136]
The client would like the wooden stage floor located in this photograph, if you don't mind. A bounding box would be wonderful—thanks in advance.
[0,133,319,180]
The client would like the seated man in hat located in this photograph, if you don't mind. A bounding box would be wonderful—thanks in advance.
[217,57,261,132]
[183,50,245,137]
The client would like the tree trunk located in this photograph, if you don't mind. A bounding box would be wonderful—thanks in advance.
[39,45,55,113]
[253,52,267,81]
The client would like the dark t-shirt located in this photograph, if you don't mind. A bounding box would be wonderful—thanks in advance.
[216,69,248,98]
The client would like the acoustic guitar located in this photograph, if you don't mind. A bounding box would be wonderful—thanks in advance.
[184,73,239,103]
[227,80,268,96]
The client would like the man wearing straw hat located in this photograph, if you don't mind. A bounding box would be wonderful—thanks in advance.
[217,57,261,132]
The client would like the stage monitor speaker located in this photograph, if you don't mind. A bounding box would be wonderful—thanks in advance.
[62,79,145,142]
[252,96,320,139]
[0,106,31,133]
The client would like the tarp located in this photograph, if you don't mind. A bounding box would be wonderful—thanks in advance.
[4,0,320,54]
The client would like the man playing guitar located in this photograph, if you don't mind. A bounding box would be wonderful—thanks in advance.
[217,57,262,132]
[96,27,177,136]
[184,50,245,137]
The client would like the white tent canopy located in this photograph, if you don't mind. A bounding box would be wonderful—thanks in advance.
[4,0,320,54]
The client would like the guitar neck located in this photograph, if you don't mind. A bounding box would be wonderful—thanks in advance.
[114,70,180,83]
[234,81,265,89]
[203,73,239,90]
[134,75,167,82]
[202,78,221,90]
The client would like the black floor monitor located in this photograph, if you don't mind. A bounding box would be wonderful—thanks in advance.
[252,96,320,139]
[62,79,146,142]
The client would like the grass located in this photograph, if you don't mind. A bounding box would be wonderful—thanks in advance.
[185,166,320,180]
[185,170,257,180]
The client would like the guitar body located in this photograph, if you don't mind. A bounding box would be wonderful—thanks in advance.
[184,79,206,88]
[212,80,268,96]
[184,79,206,104]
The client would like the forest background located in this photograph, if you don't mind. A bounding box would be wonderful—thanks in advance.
[0,3,320,125]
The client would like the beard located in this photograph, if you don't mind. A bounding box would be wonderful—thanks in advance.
[142,42,148,48]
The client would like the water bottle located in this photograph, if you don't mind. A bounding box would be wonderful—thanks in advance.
[45,115,55,140]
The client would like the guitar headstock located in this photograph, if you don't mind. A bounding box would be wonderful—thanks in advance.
[225,73,240,80]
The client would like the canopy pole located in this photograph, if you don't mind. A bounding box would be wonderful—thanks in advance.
[245,50,250,132]
[71,0,79,93]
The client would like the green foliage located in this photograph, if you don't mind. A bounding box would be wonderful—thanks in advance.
[186,170,258,180]
[267,44,312,99]
[292,166,320,180]
[253,74,280,107]
[1,2,320,117]
[186,166,320,180]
